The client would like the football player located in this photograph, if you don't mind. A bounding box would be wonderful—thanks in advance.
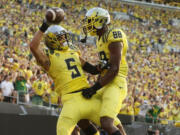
[81,7,128,135]
[29,21,122,135]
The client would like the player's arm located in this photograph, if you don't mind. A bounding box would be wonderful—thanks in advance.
[29,21,50,71]
[82,41,123,99]
[79,56,100,75]
[98,41,122,86]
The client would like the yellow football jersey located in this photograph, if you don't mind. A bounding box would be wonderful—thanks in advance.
[46,48,90,96]
[96,28,128,80]
[32,80,48,96]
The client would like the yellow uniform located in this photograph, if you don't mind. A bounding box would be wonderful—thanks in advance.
[46,48,89,96]
[45,48,121,135]
[96,28,128,119]
[32,80,48,96]
[32,80,48,105]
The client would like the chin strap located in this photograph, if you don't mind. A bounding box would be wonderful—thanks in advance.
[80,26,88,43]
[80,35,87,43]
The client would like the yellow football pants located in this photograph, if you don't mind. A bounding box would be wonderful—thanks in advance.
[57,92,121,135]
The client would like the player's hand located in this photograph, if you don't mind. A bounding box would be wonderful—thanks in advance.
[82,87,97,99]
[82,82,102,99]
[39,20,50,33]
[98,60,110,70]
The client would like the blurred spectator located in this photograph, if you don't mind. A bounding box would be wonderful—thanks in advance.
[138,100,151,119]
[172,103,180,127]
[0,89,4,101]
[155,130,160,135]
[0,74,15,103]
[159,107,169,125]
[133,97,142,120]
[43,83,60,108]
[31,75,48,105]
[146,103,162,123]
[14,75,28,103]
[147,126,160,135]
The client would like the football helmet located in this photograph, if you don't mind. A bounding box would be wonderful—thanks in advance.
[44,25,70,50]
[83,7,110,36]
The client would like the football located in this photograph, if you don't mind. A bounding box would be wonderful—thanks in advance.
[45,7,65,24]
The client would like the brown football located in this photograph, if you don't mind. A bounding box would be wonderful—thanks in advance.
[45,7,65,24]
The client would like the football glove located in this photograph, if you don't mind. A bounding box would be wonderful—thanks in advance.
[82,82,102,99]
[39,20,50,33]
[97,60,110,71]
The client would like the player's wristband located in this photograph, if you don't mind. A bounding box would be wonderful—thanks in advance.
[82,62,100,75]
[92,82,102,91]
[39,20,49,33]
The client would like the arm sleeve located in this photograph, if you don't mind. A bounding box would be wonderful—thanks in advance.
[82,62,100,75]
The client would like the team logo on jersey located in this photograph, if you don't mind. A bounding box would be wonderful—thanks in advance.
[55,53,60,57]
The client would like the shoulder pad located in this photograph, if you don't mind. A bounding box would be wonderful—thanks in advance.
[107,28,123,43]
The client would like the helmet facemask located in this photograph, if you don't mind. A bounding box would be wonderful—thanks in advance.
[44,25,71,51]
[83,16,108,36]
[83,7,110,36]
[56,31,70,50]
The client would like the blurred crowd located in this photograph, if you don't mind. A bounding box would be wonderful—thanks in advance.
[136,0,180,7]
[0,0,179,126]
[137,0,180,7]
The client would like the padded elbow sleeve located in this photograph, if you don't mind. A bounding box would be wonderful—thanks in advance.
[82,62,100,75]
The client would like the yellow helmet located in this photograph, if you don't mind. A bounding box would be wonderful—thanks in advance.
[83,7,110,36]
[44,25,70,50]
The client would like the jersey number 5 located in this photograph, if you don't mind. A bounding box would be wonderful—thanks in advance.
[113,31,122,39]
[65,58,81,79]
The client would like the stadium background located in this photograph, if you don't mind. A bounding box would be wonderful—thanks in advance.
[0,0,179,135]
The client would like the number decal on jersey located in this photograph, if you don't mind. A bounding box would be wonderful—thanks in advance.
[65,58,81,79]
[38,83,42,90]
[112,31,122,39]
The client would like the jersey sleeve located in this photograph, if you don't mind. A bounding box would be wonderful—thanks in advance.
[76,50,81,56]
[107,29,123,43]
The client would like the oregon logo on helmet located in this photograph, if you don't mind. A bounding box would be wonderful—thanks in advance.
[44,25,70,50]
[83,7,110,36]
